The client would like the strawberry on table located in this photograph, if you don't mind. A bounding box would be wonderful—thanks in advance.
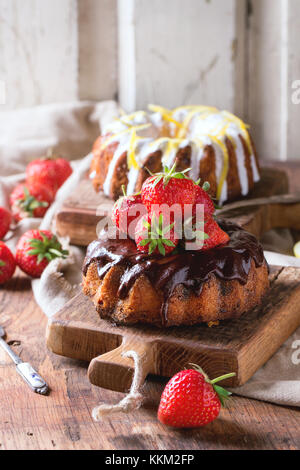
[26,151,72,193]
[16,229,69,278]
[141,164,196,215]
[10,182,54,221]
[135,212,178,256]
[53,157,73,189]
[112,187,146,239]
[0,207,12,239]
[158,365,235,428]
[0,242,16,284]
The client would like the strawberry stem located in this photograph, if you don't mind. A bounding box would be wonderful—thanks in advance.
[189,364,236,385]
[210,372,236,385]
[147,163,192,189]
[189,364,236,407]
[202,181,210,192]
[39,148,57,161]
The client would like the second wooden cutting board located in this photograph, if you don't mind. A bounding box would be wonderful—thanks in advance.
[55,167,289,246]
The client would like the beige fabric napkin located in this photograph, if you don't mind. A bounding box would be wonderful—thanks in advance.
[0,100,299,408]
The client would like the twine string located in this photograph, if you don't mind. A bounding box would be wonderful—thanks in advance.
[92,350,144,422]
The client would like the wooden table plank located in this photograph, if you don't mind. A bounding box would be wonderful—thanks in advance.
[0,271,299,450]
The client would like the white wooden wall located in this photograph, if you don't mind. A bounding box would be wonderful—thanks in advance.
[0,0,300,160]
[247,0,300,161]
[119,0,246,114]
[0,0,117,107]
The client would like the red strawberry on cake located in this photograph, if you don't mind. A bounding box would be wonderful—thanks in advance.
[141,164,196,214]
[111,187,146,239]
[135,213,178,256]
[193,181,215,217]
[202,217,230,251]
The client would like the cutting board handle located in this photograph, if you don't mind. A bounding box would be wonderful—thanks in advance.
[88,337,155,393]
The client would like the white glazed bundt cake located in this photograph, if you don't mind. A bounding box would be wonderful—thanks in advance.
[90,105,260,204]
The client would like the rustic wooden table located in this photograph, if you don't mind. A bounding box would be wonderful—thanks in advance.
[0,161,299,451]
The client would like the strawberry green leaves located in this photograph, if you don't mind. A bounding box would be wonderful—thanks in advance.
[27,232,69,265]
[17,186,49,217]
[147,162,191,189]
[189,363,236,406]
[136,213,177,256]
[212,384,233,407]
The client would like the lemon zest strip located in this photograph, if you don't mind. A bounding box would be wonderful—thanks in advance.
[206,134,229,201]
[127,129,140,170]
[148,104,182,128]
[100,124,151,150]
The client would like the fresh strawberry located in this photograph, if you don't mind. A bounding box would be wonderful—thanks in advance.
[158,365,235,428]
[10,182,54,221]
[26,157,58,193]
[0,242,16,284]
[141,164,196,215]
[185,217,229,251]
[193,181,215,217]
[53,158,73,188]
[135,213,178,256]
[201,217,230,251]
[112,187,147,239]
[26,151,72,193]
[16,229,69,278]
[0,207,12,239]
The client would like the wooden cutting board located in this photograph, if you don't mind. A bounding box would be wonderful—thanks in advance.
[55,167,289,246]
[49,164,300,394]
[46,265,300,393]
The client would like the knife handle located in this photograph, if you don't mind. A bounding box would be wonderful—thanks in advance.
[16,362,49,395]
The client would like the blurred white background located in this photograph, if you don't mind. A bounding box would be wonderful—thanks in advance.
[0,0,299,161]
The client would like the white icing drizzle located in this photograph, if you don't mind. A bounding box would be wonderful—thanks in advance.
[99,106,259,201]
[226,126,249,196]
[190,142,205,182]
[210,139,228,204]
[103,134,128,195]
[126,166,140,195]
[250,154,260,182]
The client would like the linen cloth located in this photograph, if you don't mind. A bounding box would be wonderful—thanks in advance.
[0,100,299,408]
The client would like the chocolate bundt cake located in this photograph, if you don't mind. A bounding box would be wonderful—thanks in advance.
[82,220,269,327]
[90,105,260,204]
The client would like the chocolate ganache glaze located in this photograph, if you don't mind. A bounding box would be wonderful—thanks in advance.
[83,219,266,324]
